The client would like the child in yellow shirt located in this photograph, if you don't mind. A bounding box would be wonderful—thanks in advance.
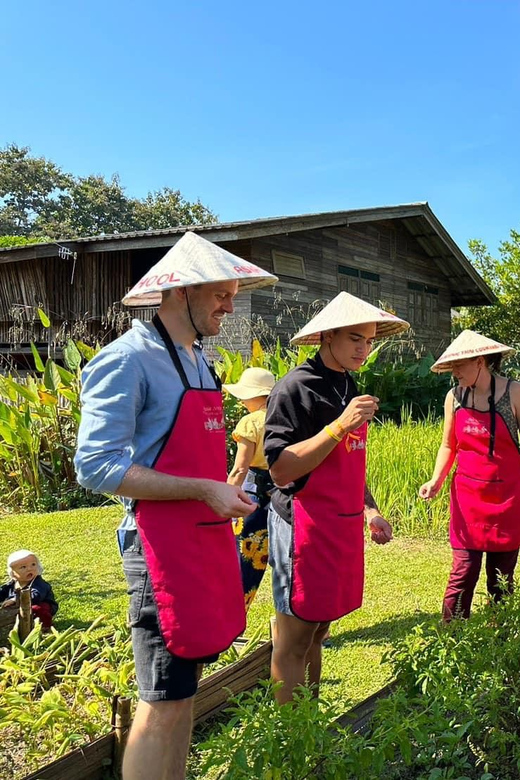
[224,367,275,610]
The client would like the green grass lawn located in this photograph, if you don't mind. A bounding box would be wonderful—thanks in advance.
[0,505,463,708]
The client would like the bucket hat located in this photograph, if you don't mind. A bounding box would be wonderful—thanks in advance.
[431,330,515,373]
[7,549,42,577]
[222,367,276,400]
[290,291,409,345]
[122,231,278,306]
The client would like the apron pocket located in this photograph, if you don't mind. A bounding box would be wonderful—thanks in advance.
[196,519,232,527]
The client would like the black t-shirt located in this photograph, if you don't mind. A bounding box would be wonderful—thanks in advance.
[264,351,359,522]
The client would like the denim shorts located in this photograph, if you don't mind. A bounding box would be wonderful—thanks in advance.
[267,505,295,616]
[122,532,218,702]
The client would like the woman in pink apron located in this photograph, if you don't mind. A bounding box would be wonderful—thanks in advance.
[419,330,520,620]
[264,292,409,703]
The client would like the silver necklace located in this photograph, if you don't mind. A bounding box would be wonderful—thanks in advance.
[332,376,349,406]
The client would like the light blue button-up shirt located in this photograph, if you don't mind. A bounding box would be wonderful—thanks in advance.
[74,319,217,532]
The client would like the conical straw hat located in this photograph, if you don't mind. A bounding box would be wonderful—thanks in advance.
[290,291,410,345]
[431,329,515,373]
[222,367,276,400]
[122,231,278,306]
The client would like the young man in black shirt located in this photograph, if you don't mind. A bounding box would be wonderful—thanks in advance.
[264,291,409,703]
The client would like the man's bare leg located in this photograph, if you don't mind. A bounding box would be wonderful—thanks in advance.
[271,610,322,704]
[305,621,330,697]
[122,697,194,780]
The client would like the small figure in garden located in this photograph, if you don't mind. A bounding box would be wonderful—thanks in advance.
[419,330,520,621]
[75,232,276,780]
[0,549,58,630]
[264,292,409,703]
[224,367,276,610]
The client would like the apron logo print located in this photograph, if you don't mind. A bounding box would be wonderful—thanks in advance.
[344,432,365,452]
[463,424,489,436]
[204,416,225,431]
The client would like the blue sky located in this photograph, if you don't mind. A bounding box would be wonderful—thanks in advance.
[2,0,519,255]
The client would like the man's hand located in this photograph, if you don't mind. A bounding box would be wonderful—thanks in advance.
[367,515,393,545]
[202,481,255,518]
[1,598,16,609]
[338,395,379,433]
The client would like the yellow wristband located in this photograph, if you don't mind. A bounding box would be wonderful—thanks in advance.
[332,418,347,437]
[324,424,342,443]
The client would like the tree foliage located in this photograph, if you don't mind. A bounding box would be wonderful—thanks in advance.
[457,230,520,370]
[0,143,217,240]
[0,144,72,236]
[0,235,50,248]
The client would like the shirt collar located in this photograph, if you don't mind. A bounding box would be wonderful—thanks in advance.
[310,350,350,382]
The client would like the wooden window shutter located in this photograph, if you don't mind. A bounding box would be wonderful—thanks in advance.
[272,251,306,279]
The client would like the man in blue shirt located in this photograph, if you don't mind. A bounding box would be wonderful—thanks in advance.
[75,232,276,780]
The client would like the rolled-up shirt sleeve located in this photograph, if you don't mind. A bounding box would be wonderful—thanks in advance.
[74,348,146,494]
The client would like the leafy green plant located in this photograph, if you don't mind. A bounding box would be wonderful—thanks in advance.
[0,618,135,773]
[196,594,520,779]
[355,346,451,422]
[384,590,520,778]
[0,311,105,512]
[0,616,271,779]
[196,681,348,779]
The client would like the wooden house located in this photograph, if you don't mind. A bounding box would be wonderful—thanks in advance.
[0,202,494,364]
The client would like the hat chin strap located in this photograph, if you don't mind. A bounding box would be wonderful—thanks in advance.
[185,288,203,344]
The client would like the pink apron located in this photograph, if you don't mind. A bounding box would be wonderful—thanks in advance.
[135,316,246,659]
[291,424,367,622]
[451,381,520,552]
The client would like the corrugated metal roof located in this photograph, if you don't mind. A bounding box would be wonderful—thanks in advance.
[0,202,429,250]
[0,202,496,305]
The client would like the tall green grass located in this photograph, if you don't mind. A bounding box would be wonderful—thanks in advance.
[367,415,449,538]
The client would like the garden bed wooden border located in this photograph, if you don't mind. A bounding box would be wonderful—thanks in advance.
[22,638,273,780]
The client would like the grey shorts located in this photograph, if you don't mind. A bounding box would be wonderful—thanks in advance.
[267,505,295,616]
[122,532,218,702]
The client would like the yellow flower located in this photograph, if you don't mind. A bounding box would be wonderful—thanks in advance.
[251,531,268,571]
[233,517,244,536]
[241,537,256,560]
[240,530,268,569]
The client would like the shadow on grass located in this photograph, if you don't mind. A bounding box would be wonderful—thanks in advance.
[320,612,438,690]
[52,568,127,630]
[329,610,438,649]
[56,607,125,631]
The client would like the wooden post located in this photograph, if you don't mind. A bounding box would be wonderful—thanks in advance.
[112,695,132,777]
[18,588,33,642]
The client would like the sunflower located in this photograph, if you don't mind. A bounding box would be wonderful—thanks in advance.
[233,517,244,536]
[241,537,256,560]
[244,588,257,609]
[252,549,269,571]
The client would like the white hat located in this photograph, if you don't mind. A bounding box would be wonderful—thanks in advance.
[290,291,410,345]
[122,232,278,306]
[431,330,515,373]
[222,367,276,400]
[7,549,42,577]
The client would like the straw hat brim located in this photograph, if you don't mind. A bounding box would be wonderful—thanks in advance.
[291,318,409,344]
[430,329,516,373]
[289,291,410,345]
[122,231,278,306]
[431,345,516,373]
